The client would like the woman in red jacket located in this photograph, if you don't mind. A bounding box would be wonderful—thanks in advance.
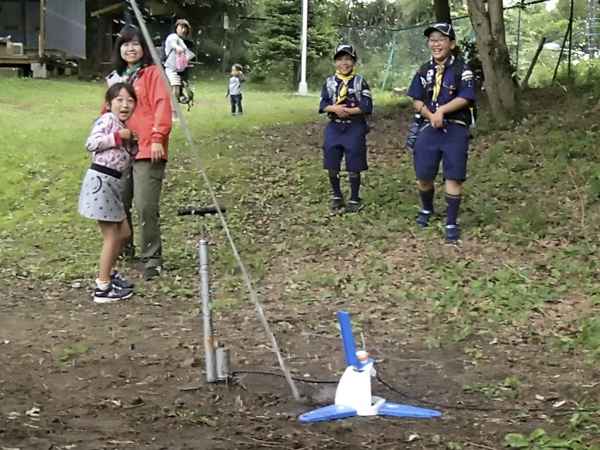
[107,25,172,279]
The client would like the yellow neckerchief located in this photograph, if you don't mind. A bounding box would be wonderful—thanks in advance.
[335,70,356,105]
[431,56,454,103]
[432,64,445,103]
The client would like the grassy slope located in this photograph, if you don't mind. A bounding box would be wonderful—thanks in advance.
[1,76,600,447]
[0,77,322,276]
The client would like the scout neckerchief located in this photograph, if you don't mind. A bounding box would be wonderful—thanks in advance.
[431,56,454,104]
[122,62,142,85]
[432,64,444,103]
[428,56,469,126]
[335,70,356,105]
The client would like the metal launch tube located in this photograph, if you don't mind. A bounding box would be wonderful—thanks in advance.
[200,239,216,382]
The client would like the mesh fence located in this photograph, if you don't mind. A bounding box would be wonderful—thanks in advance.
[338,16,473,91]
[339,1,592,91]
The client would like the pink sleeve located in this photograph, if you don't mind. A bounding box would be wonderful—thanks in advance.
[86,115,117,152]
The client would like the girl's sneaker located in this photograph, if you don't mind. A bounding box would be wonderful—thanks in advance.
[111,271,134,289]
[94,283,133,304]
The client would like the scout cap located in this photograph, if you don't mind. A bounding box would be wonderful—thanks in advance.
[424,23,456,41]
[334,43,357,60]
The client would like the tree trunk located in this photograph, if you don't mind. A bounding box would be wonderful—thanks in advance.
[434,0,451,24]
[466,0,519,123]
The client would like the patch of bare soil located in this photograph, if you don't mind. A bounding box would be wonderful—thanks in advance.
[2,274,598,450]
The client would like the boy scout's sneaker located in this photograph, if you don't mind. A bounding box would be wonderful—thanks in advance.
[417,209,434,227]
[329,197,344,213]
[445,224,461,243]
[94,283,133,304]
[346,199,363,213]
[111,271,134,289]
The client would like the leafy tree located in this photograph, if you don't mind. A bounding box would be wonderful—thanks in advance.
[554,0,589,22]
[251,0,336,83]
[331,0,433,28]
[329,0,472,29]
[498,0,590,86]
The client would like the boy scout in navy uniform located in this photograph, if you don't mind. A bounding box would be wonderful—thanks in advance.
[319,43,373,213]
[407,23,476,242]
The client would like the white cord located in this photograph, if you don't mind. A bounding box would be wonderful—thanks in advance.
[128,0,300,401]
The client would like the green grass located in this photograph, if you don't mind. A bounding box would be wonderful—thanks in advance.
[0,75,404,276]
[0,76,318,273]
[2,77,599,306]
[3,78,599,319]
[55,344,90,364]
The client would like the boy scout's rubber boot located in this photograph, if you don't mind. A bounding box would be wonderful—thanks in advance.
[445,224,460,243]
[330,197,344,213]
[346,199,363,213]
[417,209,434,227]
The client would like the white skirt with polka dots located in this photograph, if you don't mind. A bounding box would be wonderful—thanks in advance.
[78,166,125,222]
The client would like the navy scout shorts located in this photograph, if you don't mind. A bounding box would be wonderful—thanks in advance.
[323,121,369,172]
[413,122,470,181]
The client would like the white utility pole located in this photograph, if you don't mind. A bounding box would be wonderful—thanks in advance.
[298,0,308,95]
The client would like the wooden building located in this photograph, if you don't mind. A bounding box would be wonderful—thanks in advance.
[0,0,86,77]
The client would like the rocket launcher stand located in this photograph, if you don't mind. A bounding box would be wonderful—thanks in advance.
[298,311,442,422]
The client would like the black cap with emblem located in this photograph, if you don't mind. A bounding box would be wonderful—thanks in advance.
[424,23,456,41]
[334,43,357,60]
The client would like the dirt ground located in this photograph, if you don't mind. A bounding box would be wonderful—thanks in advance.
[1,116,599,450]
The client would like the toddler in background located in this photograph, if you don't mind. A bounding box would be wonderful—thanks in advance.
[226,63,245,116]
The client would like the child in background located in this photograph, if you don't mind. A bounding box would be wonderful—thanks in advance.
[319,43,373,213]
[226,63,245,116]
[164,18,191,121]
[78,83,139,303]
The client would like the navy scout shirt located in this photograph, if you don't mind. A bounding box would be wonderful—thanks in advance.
[407,56,476,121]
[319,75,373,118]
